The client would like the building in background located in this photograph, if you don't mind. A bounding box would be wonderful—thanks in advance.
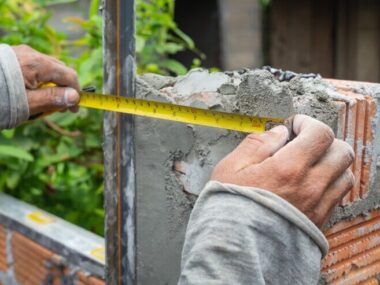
[271,0,380,82]
[174,0,264,71]
[175,0,380,83]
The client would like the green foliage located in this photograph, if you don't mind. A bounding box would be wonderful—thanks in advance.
[0,112,104,234]
[136,0,198,75]
[0,0,196,235]
[259,0,271,7]
[0,0,65,56]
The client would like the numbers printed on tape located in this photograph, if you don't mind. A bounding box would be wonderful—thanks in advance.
[26,211,55,225]
[79,92,284,133]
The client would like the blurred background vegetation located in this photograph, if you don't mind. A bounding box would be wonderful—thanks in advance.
[0,0,199,235]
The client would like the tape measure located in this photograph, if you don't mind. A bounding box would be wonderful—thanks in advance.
[37,83,285,133]
[79,92,284,133]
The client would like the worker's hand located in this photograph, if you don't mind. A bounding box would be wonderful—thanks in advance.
[211,115,355,228]
[12,45,80,115]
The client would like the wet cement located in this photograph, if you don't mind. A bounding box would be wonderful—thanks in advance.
[135,69,380,284]
[236,70,295,119]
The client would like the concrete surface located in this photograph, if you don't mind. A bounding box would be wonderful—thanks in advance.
[135,68,380,284]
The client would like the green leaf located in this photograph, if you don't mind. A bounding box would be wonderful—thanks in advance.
[157,42,184,54]
[6,172,21,189]
[173,27,195,49]
[35,0,76,6]
[89,0,100,17]
[1,129,15,139]
[48,112,79,127]
[259,0,271,7]
[136,36,146,53]
[161,59,187,75]
[0,145,34,161]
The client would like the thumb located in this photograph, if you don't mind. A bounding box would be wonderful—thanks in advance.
[223,125,289,171]
[27,87,80,115]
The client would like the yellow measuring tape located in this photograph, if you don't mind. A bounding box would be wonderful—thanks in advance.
[38,83,285,133]
[79,92,284,133]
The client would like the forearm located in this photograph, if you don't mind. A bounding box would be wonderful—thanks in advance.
[179,181,328,285]
[0,44,28,130]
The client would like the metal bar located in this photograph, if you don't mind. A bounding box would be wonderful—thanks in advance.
[103,0,136,284]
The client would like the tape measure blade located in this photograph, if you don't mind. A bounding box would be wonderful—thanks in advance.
[79,92,279,134]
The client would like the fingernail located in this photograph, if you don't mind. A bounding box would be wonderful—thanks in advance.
[270,125,288,133]
[269,125,289,139]
[64,88,80,106]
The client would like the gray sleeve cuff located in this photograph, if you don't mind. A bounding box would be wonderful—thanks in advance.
[205,181,329,257]
[0,44,29,129]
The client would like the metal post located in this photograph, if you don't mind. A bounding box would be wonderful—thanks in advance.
[103,0,136,284]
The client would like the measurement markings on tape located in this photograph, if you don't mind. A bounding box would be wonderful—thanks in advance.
[79,92,284,133]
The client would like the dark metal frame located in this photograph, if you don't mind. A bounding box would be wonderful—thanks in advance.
[103,0,136,284]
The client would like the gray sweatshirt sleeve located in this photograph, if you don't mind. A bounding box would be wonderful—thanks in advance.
[0,44,29,130]
[179,181,328,285]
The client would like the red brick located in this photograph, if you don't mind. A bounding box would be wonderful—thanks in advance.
[326,216,380,250]
[323,229,380,269]
[341,96,357,205]
[330,261,380,285]
[334,101,347,140]
[0,225,6,272]
[358,278,379,285]
[0,230,105,285]
[322,210,380,284]
[77,271,105,285]
[12,232,63,285]
[360,98,377,198]
[351,97,366,201]
[325,79,377,205]
[323,245,380,282]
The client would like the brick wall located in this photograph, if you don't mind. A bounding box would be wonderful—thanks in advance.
[0,194,104,285]
[322,210,380,284]
[0,226,104,285]
[317,80,380,284]
[327,80,378,205]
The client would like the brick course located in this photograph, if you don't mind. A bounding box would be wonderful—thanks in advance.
[0,229,104,285]
[327,80,378,205]
[322,209,380,284]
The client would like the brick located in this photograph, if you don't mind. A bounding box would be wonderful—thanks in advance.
[0,225,7,272]
[351,97,366,201]
[334,101,347,140]
[12,232,64,285]
[358,278,379,285]
[323,229,380,268]
[323,245,380,282]
[342,97,357,205]
[327,218,380,249]
[77,272,105,285]
[322,210,380,284]
[360,98,377,198]
[326,79,377,205]
[330,261,380,285]
[0,230,105,285]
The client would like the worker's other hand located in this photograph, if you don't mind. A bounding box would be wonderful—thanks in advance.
[211,114,355,228]
[12,45,80,115]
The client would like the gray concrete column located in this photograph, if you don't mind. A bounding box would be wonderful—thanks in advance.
[218,0,263,70]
